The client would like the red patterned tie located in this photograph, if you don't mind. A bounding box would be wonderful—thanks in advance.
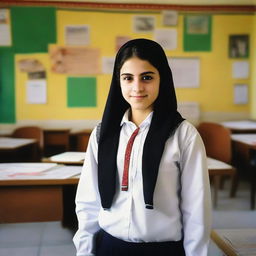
[121,127,140,191]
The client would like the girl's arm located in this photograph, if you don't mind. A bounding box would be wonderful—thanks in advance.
[73,127,101,256]
[180,125,212,256]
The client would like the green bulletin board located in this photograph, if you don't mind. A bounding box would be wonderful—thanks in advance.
[11,7,56,53]
[0,49,15,123]
[67,77,97,107]
[0,7,56,123]
[183,15,212,52]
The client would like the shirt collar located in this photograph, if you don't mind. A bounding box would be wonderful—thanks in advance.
[120,109,153,129]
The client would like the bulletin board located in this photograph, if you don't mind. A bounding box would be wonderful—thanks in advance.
[0,6,56,123]
[0,5,253,124]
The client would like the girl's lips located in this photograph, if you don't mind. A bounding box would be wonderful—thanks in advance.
[131,95,147,99]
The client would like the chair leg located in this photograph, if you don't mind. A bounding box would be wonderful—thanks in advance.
[213,176,220,208]
[230,172,238,198]
[219,177,226,190]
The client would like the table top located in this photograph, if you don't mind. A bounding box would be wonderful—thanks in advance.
[0,163,81,186]
[43,151,86,165]
[222,120,256,132]
[0,157,230,186]
[207,157,233,170]
[211,229,256,256]
[0,137,36,150]
[231,134,256,149]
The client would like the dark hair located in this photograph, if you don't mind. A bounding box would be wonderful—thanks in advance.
[98,38,184,210]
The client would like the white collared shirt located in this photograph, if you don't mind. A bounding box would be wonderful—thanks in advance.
[73,111,212,256]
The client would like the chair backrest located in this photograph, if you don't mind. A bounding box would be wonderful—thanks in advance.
[12,126,44,152]
[76,130,91,152]
[197,122,232,164]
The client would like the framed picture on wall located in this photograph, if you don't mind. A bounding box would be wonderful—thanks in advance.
[229,35,249,58]
[133,15,155,33]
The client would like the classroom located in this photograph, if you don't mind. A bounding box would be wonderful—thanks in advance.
[0,0,256,256]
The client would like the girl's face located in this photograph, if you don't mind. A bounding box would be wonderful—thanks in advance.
[120,57,160,115]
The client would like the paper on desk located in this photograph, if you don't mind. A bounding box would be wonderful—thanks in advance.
[25,165,82,179]
[0,164,81,180]
[50,152,86,163]
[0,163,57,179]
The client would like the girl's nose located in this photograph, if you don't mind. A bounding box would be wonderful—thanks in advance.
[132,79,144,92]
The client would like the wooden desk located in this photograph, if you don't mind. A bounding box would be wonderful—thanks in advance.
[0,137,36,150]
[43,151,85,165]
[0,137,37,162]
[0,163,81,228]
[222,120,256,134]
[231,134,256,209]
[208,157,236,208]
[231,134,256,149]
[211,229,256,256]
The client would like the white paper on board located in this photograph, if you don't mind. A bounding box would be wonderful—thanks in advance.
[26,80,47,104]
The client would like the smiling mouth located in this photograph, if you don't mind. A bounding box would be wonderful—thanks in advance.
[131,95,147,99]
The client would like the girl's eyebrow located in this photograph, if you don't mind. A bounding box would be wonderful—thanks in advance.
[140,71,155,76]
[120,71,155,76]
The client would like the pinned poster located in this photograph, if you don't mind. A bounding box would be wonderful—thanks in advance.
[154,28,177,50]
[67,77,96,107]
[26,80,47,104]
[50,46,101,75]
[0,9,11,46]
[168,57,200,88]
[102,57,115,74]
[133,15,155,33]
[232,61,249,79]
[234,84,248,104]
[18,59,45,73]
[65,25,90,46]
[178,102,200,123]
[184,15,212,51]
[162,10,178,26]
[116,36,131,51]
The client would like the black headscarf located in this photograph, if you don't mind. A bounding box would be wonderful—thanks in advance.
[98,38,184,210]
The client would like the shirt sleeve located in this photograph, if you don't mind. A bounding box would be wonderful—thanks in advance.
[179,125,212,256]
[73,127,101,256]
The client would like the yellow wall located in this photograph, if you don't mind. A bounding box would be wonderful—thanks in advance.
[15,9,254,122]
[251,15,256,119]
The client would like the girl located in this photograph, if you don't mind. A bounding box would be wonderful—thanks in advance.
[73,38,211,256]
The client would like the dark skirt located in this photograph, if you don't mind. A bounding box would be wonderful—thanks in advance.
[96,230,186,256]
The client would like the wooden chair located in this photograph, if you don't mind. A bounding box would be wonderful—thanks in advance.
[197,122,237,207]
[12,126,44,161]
[43,129,70,157]
[75,130,91,152]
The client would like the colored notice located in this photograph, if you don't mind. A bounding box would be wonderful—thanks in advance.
[67,77,96,107]
[183,15,212,51]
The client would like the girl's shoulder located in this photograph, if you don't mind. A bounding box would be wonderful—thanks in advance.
[173,120,200,143]
[176,120,198,135]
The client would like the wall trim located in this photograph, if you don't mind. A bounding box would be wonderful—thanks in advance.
[0,1,256,13]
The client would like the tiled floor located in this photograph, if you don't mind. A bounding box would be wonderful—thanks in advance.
[0,180,255,256]
[0,221,76,256]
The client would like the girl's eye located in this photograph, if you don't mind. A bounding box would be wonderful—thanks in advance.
[142,75,153,81]
[122,76,133,81]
